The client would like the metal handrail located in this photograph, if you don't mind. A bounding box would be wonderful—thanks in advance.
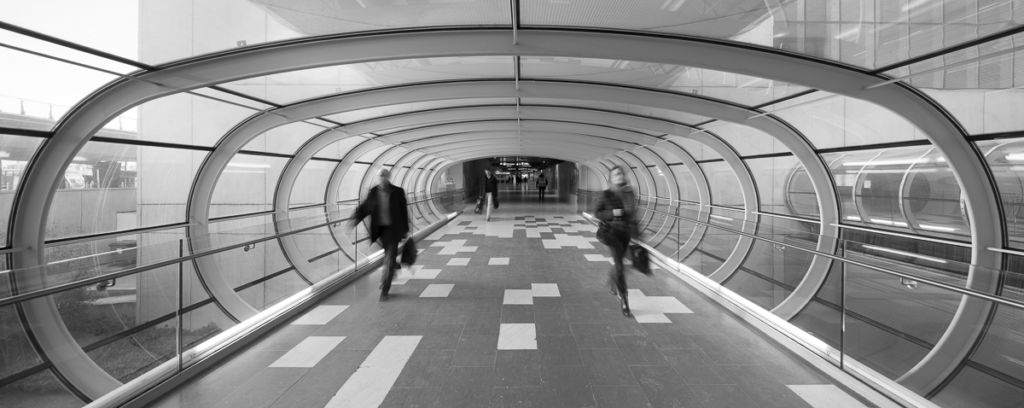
[629,192,975,248]
[628,205,1024,312]
[0,191,460,308]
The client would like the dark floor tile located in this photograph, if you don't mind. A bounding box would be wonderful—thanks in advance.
[495,351,543,386]
[380,387,444,408]
[689,384,759,408]
[501,305,535,324]
[565,302,615,323]
[217,369,304,408]
[535,311,573,336]
[269,349,370,408]
[489,386,560,408]
[453,333,498,367]
[537,334,583,366]
[613,334,668,366]
[532,298,565,315]
[395,349,455,388]
[463,315,502,335]
[578,348,637,386]
[399,323,464,351]
[661,349,736,385]
[691,335,759,365]
[715,365,815,408]
[571,323,618,349]
[249,326,320,351]
[631,365,700,408]
[539,365,597,408]
[592,386,653,408]
[641,326,699,350]
[437,366,498,408]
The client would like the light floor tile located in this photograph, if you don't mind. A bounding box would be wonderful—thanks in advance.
[393,267,442,286]
[503,289,534,305]
[447,258,470,266]
[787,384,869,408]
[325,336,422,408]
[488,257,510,266]
[633,313,672,324]
[290,305,348,325]
[420,284,455,298]
[497,323,537,350]
[531,283,560,297]
[269,336,345,368]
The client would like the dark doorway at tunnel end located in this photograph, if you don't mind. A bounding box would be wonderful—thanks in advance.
[462,157,576,205]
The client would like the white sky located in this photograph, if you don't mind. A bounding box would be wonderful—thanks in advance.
[0,0,137,112]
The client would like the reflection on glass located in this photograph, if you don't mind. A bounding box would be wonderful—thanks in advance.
[325,98,516,124]
[222,56,513,105]
[0,369,81,408]
[521,56,808,106]
[45,142,208,240]
[979,139,1024,249]
[241,121,325,155]
[290,160,335,207]
[889,33,1024,136]
[764,92,927,149]
[824,145,967,240]
[520,96,711,125]
[700,161,743,207]
[211,154,288,218]
[747,155,820,218]
[522,0,1022,70]
[337,163,371,202]
[0,135,44,247]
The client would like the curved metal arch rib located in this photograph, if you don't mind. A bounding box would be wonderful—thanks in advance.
[262,97,768,286]
[11,29,989,397]
[616,149,677,248]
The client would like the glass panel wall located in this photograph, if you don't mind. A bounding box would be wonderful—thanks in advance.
[222,56,513,105]
[45,141,207,240]
[978,138,1024,249]
[0,135,44,247]
[210,154,288,218]
[520,56,808,106]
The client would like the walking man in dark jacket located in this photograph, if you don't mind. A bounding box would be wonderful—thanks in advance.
[536,173,548,201]
[351,168,410,301]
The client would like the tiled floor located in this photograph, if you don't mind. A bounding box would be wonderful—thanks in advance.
[150,195,872,408]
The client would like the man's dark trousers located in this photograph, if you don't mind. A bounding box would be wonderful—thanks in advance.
[378,225,402,296]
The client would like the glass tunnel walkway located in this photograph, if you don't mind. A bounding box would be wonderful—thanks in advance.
[6,2,1024,407]
[147,192,876,408]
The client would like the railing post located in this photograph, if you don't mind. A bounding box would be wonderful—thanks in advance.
[840,240,847,370]
[176,238,184,373]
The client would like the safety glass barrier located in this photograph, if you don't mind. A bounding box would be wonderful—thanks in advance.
[624,195,1000,289]
[0,190,461,407]
[600,191,1024,407]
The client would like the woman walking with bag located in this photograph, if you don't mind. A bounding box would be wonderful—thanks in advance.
[594,165,639,317]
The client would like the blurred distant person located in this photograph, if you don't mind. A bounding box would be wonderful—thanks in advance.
[594,165,639,318]
[536,173,548,201]
[483,169,499,221]
[351,168,410,301]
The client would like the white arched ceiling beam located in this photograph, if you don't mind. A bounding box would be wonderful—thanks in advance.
[258,82,774,287]
[352,118,658,197]
[322,104,711,248]
[374,119,660,146]
[10,29,990,397]
[632,147,688,248]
